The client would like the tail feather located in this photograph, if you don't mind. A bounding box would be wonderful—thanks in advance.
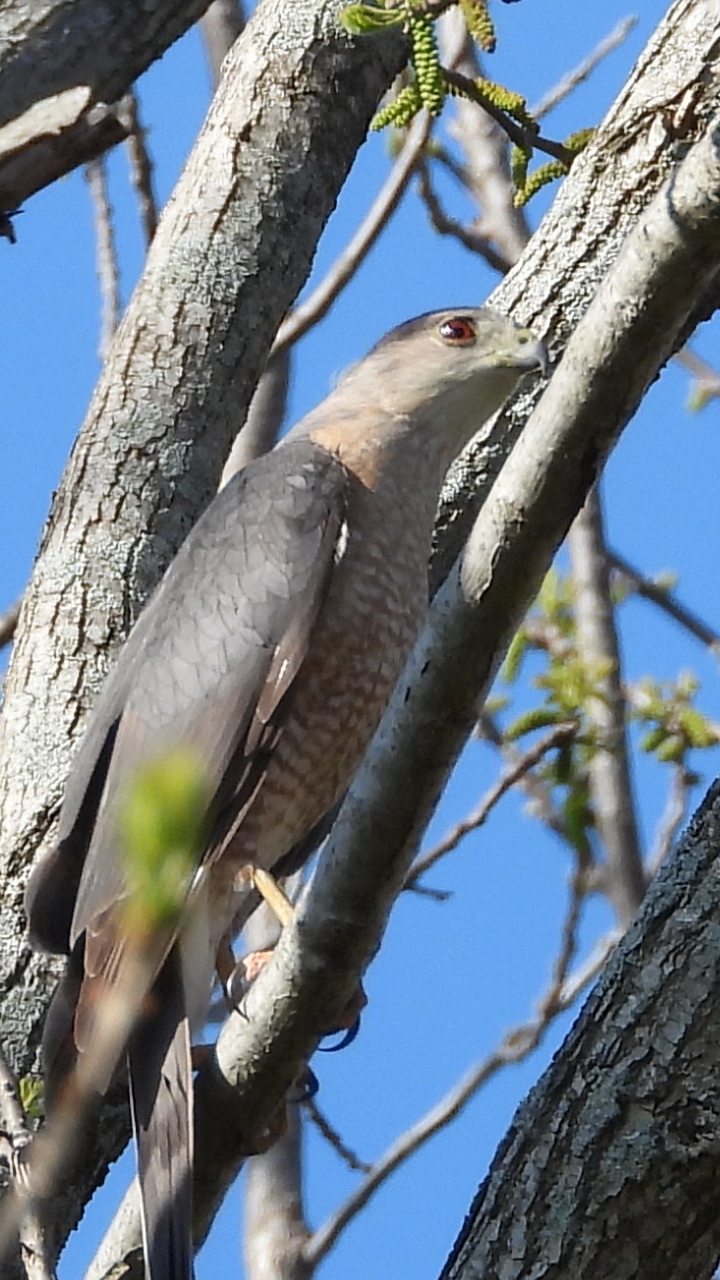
[128,946,194,1280]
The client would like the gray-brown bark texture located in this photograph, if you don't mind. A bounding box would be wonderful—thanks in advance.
[0,0,211,129]
[441,778,720,1280]
[0,0,404,1270]
[0,1,216,211]
[0,0,719,1274]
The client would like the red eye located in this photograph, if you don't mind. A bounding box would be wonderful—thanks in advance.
[438,317,476,345]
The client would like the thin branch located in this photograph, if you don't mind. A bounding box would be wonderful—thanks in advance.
[0,599,20,651]
[0,939,159,1269]
[675,345,720,391]
[477,712,573,845]
[568,486,646,926]
[607,548,720,652]
[646,764,693,878]
[442,70,575,166]
[406,721,577,889]
[559,929,620,1005]
[0,90,127,219]
[118,93,158,248]
[531,17,639,121]
[0,1047,53,1280]
[219,347,291,484]
[302,1097,371,1176]
[85,157,121,363]
[303,870,596,1271]
[438,8,529,271]
[242,880,311,1280]
[416,158,510,273]
[272,110,432,355]
[200,0,246,88]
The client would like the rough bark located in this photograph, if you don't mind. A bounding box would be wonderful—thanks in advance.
[440,778,720,1280]
[0,0,718,1274]
[81,85,720,1274]
[0,1,212,131]
[0,90,128,216]
[0,0,404,1269]
[0,1,219,212]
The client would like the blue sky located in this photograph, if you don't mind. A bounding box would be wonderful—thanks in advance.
[3,3,720,1277]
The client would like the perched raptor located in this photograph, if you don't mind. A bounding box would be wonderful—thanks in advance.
[25,307,546,1279]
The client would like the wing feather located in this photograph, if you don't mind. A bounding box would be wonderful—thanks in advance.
[26,438,350,1079]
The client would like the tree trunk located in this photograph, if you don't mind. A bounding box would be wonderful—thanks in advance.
[441,779,720,1280]
[0,0,404,1268]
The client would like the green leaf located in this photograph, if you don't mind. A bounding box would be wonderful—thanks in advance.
[655,734,686,764]
[679,707,718,749]
[121,749,211,932]
[19,1075,44,1121]
[340,4,406,34]
[506,707,562,740]
[502,628,528,684]
[640,726,667,754]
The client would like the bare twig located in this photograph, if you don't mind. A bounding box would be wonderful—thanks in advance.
[0,89,127,218]
[0,941,156,1266]
[0,1047,53,1280]
[302,1097,371,1175]
[201,0,246,88]
[438,8,529,272]
[559,930,620,1006]
[0,598,21,651]
[303,871,597,1271]
[531,17,639,120]
[272,110,432,355]
[118,93,158,248]
[569,487,646,926]
[607,548,720,652]
[406,721,577,889]
[85,157,121,363]
[477,712,573,844]
[675,345,720,403]
[646,764,693,878]
[416,158,510,273]
[219,347,291,485]
[242,879,311,1280]
[243,1106,310,1280]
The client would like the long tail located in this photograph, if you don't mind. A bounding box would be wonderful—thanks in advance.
[128,945,194,1280]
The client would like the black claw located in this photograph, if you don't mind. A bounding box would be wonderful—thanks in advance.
[318,1015,361,1053]
[291,1067,319,1102]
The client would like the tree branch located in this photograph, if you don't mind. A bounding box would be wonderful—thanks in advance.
[0,1,406,1267]
[608,548,720,651]
[0,1,211,132]
[440,777,720,1280]
[568,486,646,924]
[273,108,430,356]
[303,865,595,1271]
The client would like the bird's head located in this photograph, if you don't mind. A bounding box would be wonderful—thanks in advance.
[295,307,547,485]
[363,306,547,427]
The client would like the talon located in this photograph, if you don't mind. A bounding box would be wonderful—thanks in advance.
[226,947,275,1009]
[290,1066,319,1101]
[215,937,236,990]
[319,1015,361,1053]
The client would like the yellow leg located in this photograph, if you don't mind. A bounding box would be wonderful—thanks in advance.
[234,864,295,928]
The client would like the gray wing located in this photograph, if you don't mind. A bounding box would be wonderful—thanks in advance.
[25,438,350,960]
